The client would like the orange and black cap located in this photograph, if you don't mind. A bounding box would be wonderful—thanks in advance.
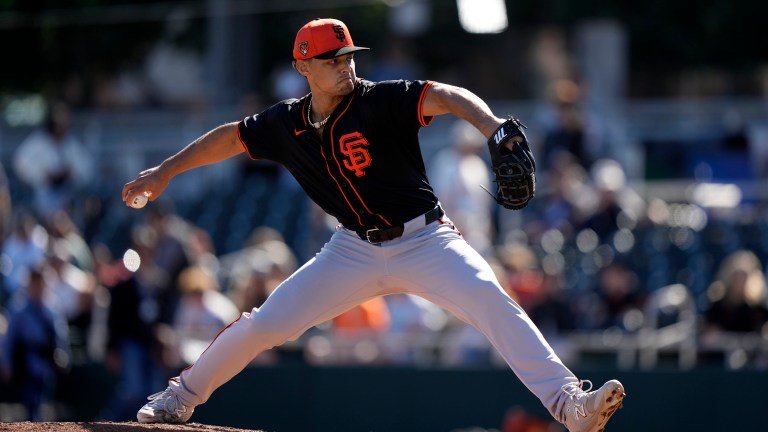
[293,18,369,60]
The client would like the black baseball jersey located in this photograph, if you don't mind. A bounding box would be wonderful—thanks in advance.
[237,79,438,231]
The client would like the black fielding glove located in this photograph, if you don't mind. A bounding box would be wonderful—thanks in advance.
[485,117,536,210]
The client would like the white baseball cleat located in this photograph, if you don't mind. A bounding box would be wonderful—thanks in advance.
[561,379,625,432]
[137,386,194,424]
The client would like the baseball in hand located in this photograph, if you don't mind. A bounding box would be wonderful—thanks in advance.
[130,192,149,209]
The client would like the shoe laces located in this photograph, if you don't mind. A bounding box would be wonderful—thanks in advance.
[559,380,595,425]
[562,379,593,398]
[145,388,179,410]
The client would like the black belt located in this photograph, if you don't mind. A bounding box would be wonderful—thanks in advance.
[354,205,444,244]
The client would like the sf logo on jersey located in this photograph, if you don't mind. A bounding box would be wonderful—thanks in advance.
[339,132,372,177]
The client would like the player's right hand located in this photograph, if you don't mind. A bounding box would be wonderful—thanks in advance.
[122,166,170,207]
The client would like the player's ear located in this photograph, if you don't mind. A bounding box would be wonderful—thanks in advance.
[294,59,311,77]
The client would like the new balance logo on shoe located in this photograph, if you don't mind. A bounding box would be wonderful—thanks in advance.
[574,403,587,418]
[561,379,625,432]
[174,405,189,418]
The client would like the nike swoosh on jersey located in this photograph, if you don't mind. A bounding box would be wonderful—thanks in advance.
[294,129,307,136]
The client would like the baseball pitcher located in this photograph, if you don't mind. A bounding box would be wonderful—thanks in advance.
[123,18,625,432]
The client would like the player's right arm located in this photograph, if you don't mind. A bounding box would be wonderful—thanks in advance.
[122,122,244,206]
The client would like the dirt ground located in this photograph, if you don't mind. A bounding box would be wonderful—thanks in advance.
[0,423,264,432]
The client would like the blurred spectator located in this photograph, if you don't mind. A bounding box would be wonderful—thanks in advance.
[526,151,590,241]
[91,243,125,292]
[173,265,239,366]
[324,297,391,365]
[578,158,643,243]
[217,228,298,366]
[381,294,447,364]
[0,266,70,421]
[384,294,447,335]
[37,244,102,365]
[64,271,101,366]
[226,247,272,312]
[1,210,48,301]
[47,210,94,272]
[0,162,10,243]
[429,120,494,256]
[501,405,560,432]
[497,244,545,311]
[540,79,594,170]
[238,226,298,294]
[144,207,191,323]
[85,244,124,363]
[100,229,171,421]
[703,250,768,335]
[45,243,92,319]
[12,101,94,221]
[332,297,391,336]
[0,307,6,346]
[580,261,646,331]
[221,226,298,305]
[528,271,576,337]
[146,207,190,284]
[183,226,220,276]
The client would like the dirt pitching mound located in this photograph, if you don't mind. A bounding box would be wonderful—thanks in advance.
[0,422,264,432]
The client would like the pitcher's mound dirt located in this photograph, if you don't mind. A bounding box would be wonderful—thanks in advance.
[0,422,264,432]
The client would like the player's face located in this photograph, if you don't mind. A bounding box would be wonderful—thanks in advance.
[305,54,357,96]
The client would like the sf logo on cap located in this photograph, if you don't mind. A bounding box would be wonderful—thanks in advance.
[333,25,346,42]
[298,41,309,56]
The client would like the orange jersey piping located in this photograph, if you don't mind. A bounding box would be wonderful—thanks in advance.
[319,143,365,226]
[180,313,243,374]
[236,122,257,160]
[329,93,392,228]
[418,81,435,127]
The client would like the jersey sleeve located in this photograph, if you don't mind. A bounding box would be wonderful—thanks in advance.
[366,79,434,129]
[415,80,434,127]
[236,104,285,161]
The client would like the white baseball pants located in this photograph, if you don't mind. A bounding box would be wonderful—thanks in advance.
[169,211,578,419]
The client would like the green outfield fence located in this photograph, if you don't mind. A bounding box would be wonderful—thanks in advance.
[2,362,762,431]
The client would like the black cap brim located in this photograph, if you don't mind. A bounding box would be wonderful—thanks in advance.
[314,46,370,59]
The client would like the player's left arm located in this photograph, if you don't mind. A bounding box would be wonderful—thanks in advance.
[423,81,536,211]
[421,82,506,139]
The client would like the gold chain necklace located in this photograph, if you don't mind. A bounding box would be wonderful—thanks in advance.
[307,98,331,129]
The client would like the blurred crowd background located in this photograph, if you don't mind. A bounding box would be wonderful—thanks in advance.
[1,0,768,428]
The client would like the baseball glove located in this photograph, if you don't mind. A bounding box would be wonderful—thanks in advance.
[484,117,536,210]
